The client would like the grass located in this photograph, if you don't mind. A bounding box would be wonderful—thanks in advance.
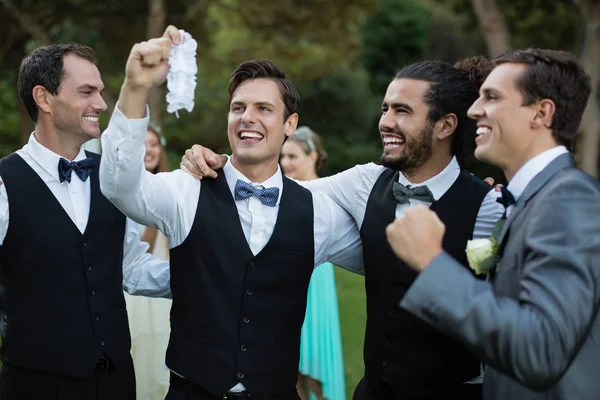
[334,267,367,399]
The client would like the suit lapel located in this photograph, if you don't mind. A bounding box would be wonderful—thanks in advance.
[497,153,575,246]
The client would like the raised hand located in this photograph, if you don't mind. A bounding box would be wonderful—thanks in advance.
[180,145,227,180]
[119,25,182,118]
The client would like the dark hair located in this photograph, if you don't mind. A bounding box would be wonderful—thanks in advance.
[493,48,592,148]
[395,56,493,168]
[228,59,300,121]
[18,43,97,122]
[289,126,328,173]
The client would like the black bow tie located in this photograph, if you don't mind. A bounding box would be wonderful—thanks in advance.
[496,186,516,209]
[58,157,94,183]
[392,182,435,204]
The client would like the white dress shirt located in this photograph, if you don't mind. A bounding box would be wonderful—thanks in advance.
[297,156,505,385]
[99,106,364,393]
[0,133,170,297]
[301,157,504,239]
[506,146,569,217]
[99,106,363,272]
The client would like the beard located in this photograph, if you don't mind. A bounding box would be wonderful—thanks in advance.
[381,121,434,172]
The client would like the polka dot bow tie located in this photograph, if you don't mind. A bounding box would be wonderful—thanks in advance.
[234,179,279,207]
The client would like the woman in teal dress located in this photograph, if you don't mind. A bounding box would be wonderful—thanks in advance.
[280,126,346,400]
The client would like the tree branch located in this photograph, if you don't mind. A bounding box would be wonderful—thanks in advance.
[0,0,53,45]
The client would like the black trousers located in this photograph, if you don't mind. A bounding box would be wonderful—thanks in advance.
[166,373,301,400]
[352,377,482,400]
[0,356,135,400]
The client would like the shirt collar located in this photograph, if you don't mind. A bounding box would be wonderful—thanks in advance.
[223,159,284,206]
[23,132,88,183]
[507,146,568,201]
[397,156,461,201]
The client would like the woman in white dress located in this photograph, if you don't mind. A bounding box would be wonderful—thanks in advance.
[124,123,172,400]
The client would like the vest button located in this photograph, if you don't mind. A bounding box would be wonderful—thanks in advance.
[246,289,253,296]
[90,290,96,296]
[87,265,93,272]
[240,344,247,352]
[243,317,250,324]
[250,261,256,268]
[82,242,88,248]
[237,372,244,379]
[95,316,100,322]
[99,341,105,347]
[382,360,389,367]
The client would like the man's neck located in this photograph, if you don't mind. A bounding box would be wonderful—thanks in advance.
[504,138,560,182]
[403,153,453,184]
[230,156,279,183]
[34,124,84,161]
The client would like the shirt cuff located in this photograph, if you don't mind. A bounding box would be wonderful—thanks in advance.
[105,101,150,148]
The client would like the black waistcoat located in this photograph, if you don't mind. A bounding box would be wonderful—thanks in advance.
[166,172,314,398]
[360,168,490,398]
[0,152,130,378]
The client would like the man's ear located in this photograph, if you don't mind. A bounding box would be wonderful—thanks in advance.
[531,98,556,130]
[436,113,457,141]
[32,85,53,115]
[284,113,299,138]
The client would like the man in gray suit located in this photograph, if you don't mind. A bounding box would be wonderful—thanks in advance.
[384,48,599,400]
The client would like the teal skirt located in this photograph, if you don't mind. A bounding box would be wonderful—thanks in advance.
[299,262,346,400]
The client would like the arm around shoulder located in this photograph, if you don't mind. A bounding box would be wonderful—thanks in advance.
[313,192,364,275]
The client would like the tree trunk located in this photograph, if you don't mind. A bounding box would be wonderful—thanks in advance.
[470,0,511,57]
[147,0,166,129]
[576,0,600,178]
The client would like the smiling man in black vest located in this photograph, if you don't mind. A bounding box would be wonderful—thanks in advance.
[182,57,506,399]
[0,43,171,400]
[99,26,362,400]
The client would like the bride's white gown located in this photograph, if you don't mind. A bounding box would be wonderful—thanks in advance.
[125,228,171,400]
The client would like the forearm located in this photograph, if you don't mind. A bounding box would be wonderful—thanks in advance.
[122,218,171,298]
[401,252,592,391]
[118,80,150,119]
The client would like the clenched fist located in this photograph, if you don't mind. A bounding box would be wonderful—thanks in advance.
[118,25,182,119]
[385,205,445,272]
[124,25,181,90]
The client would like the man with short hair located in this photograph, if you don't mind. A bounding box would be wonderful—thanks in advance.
[0,42,170,400]
[386,48,600,400]
[99,27,362,400]
[182,57,505,400]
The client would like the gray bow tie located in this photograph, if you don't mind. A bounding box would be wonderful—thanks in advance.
[392,182,435,204]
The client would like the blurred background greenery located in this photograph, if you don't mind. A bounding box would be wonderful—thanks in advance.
[1,0,599,397]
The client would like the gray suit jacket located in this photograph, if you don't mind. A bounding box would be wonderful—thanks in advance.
[400,153,600,400]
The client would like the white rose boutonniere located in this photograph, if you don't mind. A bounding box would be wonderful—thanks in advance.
[465,238,498,275]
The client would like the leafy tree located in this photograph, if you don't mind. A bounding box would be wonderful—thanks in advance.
[296,67,381,174]
[360,0,432,95]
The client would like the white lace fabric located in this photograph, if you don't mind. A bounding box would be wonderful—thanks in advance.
[167,30,197,117]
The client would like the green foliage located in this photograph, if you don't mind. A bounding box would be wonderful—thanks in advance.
[504,0,579,51]
[425,2,487,61]
[205,0,374,82]
[433,0,580,53]
[360,0,432,95]
[0,71,20,157]
[296,67,382,174]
